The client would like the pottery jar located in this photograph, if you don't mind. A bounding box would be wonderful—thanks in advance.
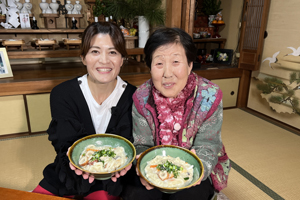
[65,1,74,14]
[50,0,59,14]
[24,0,32,14]
[46,5,53,13]
[40,0,49,14]
[15,0,23,12]
[74,1,82,14]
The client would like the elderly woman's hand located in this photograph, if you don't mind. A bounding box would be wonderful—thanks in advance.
[67,147,95,183]
[190,149,204,187]
[111,163,132,182]
[136,153,154,190]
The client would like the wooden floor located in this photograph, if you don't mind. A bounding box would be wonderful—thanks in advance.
[0,108,299,199]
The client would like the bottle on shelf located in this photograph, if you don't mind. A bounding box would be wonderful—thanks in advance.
[74,1,82,14]
[40,0,49,14]
[50,0,59,14]
[15,0,23,13]
[45,5,52,14]
[65,1,74,14]
[23,0,32,14]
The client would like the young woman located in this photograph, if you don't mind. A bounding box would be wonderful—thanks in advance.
[32,22,136,200]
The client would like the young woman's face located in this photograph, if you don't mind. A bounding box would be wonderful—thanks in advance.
[81,33,123,84]
[150,43,193,98]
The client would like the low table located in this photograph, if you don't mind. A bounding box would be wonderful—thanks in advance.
[63,39,81,50]
[2,40,25,51]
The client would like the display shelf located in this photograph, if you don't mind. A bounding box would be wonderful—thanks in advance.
[6,48,144,59]
[193,38,227,49]
[0,59,151,96]
[7,49,81,59]
[0,60,242,97]
[0,28,85,34]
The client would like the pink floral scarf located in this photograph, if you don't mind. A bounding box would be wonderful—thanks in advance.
[152,73,196,145]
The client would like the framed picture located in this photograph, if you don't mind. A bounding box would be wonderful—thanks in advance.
[213,49,233,65]
[0,48,13,78]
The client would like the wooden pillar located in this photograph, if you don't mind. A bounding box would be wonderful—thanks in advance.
[166,0,195,36]
[166,0,182,28]
[237,69,251,108]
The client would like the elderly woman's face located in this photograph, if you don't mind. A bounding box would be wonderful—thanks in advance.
[150,43,193,98]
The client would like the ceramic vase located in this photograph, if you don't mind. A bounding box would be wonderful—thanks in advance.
[71,6,78,14]
[50,0,59,14]
[65,1,74,14]
[74,1,82,14]
[208,15,215,27]
[20,5,28,14]
[15,0,23,13]
[24,0,32,14]
[138,16,149,48]
[40,0,49,14]
[45,5,53,13]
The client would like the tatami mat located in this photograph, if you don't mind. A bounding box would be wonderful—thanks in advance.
[222,169,272,200]
[0,108,299,200]
[0,134,56,191]
[222,109,300,200]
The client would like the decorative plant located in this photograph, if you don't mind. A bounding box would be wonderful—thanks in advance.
[102,0,165,26]
[202,0,222,16]
[256,72,300,115]
[92,0,106,17]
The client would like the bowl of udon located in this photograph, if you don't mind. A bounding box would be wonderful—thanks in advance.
[136,145,204,194]
[68,134,136,180]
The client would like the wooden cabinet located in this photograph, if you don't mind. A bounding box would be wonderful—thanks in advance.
[211,78,240,108]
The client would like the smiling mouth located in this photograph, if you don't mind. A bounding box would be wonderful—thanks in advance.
[163,83,174,87]
[97,68,111,72]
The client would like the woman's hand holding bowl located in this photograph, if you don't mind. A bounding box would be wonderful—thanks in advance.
[111,163,132,182]
[67,147,95,183]
[190,149,204,187]
[136,153,154,190]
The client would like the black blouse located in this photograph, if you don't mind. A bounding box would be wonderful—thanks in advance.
[39,77,136,197]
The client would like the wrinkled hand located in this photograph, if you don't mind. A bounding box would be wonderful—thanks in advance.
[67,147,95,183]
[190,149,203,187]
[136,154,154,190]
[111,163,132,182]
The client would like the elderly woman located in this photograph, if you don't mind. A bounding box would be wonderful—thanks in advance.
[121,28,230,200]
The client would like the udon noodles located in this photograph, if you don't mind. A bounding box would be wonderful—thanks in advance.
[145,155,193,188]
[78,144,127,173]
